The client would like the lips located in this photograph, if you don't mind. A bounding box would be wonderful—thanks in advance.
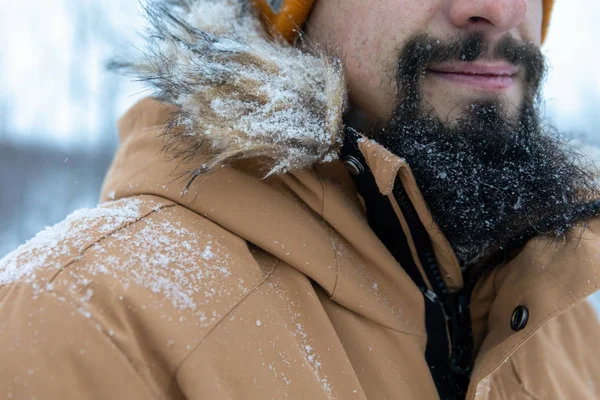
[427,63,519,90]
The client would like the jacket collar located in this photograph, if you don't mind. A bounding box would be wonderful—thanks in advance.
[467,219,600,397]
[351,132,464,291]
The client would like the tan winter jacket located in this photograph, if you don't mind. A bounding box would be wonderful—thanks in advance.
[2,1,600,399]
[2,97,600,399]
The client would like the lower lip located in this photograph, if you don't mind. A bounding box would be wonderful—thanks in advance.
[428,71,516,90]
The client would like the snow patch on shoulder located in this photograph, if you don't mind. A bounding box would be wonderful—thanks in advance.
[51,214,247,326]
[2,195,252,329]
[94,218,236,317]
[0,198,151,286]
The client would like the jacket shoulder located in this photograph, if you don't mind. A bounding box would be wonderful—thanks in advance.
[0,194,276,398]
[0,195,175,288]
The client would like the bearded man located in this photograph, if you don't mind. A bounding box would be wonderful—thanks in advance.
[1,0,600,399]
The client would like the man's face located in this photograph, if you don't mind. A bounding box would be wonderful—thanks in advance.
[305,0,544,129]
[305,0,600,267]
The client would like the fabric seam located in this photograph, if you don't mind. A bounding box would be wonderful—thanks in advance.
[315,165,341,299]
[167,259,281,391]
[509,358,542,400]
[48,199,176,283]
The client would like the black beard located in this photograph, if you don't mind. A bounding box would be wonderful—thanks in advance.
[376,33,600,267]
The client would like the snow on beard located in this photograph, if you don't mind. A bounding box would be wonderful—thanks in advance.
[376,33,599,268]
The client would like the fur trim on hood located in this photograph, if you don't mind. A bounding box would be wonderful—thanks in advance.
[112,0,347,177]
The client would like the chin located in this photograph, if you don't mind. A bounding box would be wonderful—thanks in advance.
[427,98,521,126]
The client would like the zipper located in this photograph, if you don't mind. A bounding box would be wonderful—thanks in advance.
[393,186,449,298]
[342,127,473,399]
[393,182,474,396]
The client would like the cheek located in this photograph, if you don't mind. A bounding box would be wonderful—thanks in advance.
[340,2,439,117]
[307,0,443,120]
[329,15,392,119]
[342,22,387,92]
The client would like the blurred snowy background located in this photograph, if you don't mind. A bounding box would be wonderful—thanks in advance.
[0,0,599,310]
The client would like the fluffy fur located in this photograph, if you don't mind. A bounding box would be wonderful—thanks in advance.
[112,0,347,181]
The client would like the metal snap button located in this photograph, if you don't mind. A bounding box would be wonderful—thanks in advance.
[510,305,529,332]
[343,155,365,176]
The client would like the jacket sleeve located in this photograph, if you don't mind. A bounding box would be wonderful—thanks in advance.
[0,284,158,400]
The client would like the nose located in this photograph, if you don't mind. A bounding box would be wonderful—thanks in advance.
[448,0,528,36]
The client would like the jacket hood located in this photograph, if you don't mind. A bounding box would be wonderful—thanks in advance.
[114,0,347,178]
[103,1,463,324]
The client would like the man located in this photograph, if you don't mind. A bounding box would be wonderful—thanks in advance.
[1,0,599,398]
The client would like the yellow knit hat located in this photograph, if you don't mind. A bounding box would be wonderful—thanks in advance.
[252,0,555,43]
[541,0,554,42]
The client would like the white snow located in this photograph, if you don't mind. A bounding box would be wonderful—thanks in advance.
[201,244,215,260]
[295,322,332,395]
[0,197,246,326]
[0,197,146,286]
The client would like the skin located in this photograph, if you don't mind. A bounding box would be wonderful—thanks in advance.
[304,0,544,132]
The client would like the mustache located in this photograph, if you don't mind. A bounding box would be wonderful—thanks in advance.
[395,32,546,105]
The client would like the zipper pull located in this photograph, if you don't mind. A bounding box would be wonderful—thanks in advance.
[423,288,439,303]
